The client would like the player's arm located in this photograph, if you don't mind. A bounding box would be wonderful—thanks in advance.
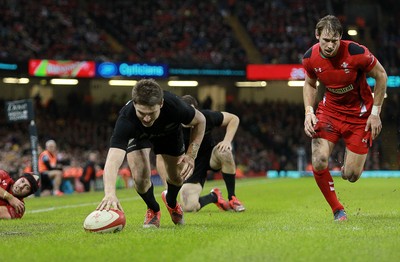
[179,109,206,180]
[303,74,319,138]
[186,109,206,159]
[368,60,387,108]
[97,147,125,211]
[366,60,387,139]
[216,112,240,152]
[0,187,25,214]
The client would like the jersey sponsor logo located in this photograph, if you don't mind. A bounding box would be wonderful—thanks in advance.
[326,84,354,94]
[341,62,350,74]
[314,67,322,73]
[362,138,368,144]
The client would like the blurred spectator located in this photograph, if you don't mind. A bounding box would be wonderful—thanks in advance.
[38,140,64,196]
[80,151,101,192]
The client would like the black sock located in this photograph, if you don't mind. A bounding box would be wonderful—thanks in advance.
[199,193,218,209]
[138,183,160,212]
[166,182,181,208]
[222,172,236,200]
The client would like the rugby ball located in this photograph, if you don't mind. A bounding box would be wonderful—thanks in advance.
[83,209,126,233]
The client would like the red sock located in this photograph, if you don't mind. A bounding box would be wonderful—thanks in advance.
[313,167,344,213]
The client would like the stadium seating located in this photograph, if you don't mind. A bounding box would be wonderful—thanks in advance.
[0,0,399,182]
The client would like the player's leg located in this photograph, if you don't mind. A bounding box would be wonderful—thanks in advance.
[180,183,202,212]
[156,154,167,189]
[342,125,370,183]
[341,150,368,182]
[158,154,184,207]
[159,154,185,225]
[127,148,161,227]
[312,138,346,219]
[153,131,187,224]
[210,146,245,211]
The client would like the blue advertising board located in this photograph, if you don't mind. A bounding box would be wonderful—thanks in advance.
[96,62,168,78]
[367,76,400,88]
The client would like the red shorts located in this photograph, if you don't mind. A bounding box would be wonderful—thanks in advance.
[313,113,372,154]
[0,199,24,219]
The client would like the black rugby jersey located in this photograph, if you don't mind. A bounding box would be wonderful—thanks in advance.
[110,91,195,150]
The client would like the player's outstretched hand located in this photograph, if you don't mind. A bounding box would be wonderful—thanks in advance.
[97,194,123,212]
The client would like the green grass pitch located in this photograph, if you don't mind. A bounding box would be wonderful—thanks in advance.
[1,177,399,262]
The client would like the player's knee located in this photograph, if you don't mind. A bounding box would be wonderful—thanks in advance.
[182,201,199,212]
[348,174,360,183]
[180,185,201,212]
[342,170,361,183]
[217,151,233,163]
[312,156,329,171]
[180,192,199,212]
[133,177,151,192]
[166,176,183,186]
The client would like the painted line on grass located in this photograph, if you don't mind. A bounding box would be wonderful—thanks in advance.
[26,196,141,214]
[27,177,282,214]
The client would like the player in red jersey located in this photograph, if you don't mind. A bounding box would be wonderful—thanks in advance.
[0,170,39,219]
[302,15,387,221]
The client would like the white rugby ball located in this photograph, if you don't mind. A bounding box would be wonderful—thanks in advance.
[83,209,126,233]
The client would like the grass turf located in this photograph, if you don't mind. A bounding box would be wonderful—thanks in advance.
[1,177,399,262]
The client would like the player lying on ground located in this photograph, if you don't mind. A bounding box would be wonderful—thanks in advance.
[0,170,39,219]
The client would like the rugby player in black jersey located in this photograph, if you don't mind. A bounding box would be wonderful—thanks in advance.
[97,79,205,228]
[158,95,245,213]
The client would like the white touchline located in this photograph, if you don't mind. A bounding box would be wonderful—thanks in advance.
[26,178,280,214]
[26,196,141,214]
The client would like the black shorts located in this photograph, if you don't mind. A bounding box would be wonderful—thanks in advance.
[185,146,219,187]
[127,131,185,156]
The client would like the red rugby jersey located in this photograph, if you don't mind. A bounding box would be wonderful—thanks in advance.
[303,40,377,122]
[0,170,25,218]
[0,170,14,207]
[0,170,13,192]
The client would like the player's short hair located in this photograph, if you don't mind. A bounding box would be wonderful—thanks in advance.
[316,15,343,37]
[132,79,163,106]
[21,173,39,195]
[181,95,199,109]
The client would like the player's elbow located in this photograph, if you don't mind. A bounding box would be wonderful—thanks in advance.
[232,114,240,125]
[373,68,388,86]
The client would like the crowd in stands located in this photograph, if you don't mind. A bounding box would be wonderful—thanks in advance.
[0,0,399,192]
[1,92,395,189]
[1,0,399,70]
[0,0,120,62]
[88,0,247,68]
[234,0,328,64]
